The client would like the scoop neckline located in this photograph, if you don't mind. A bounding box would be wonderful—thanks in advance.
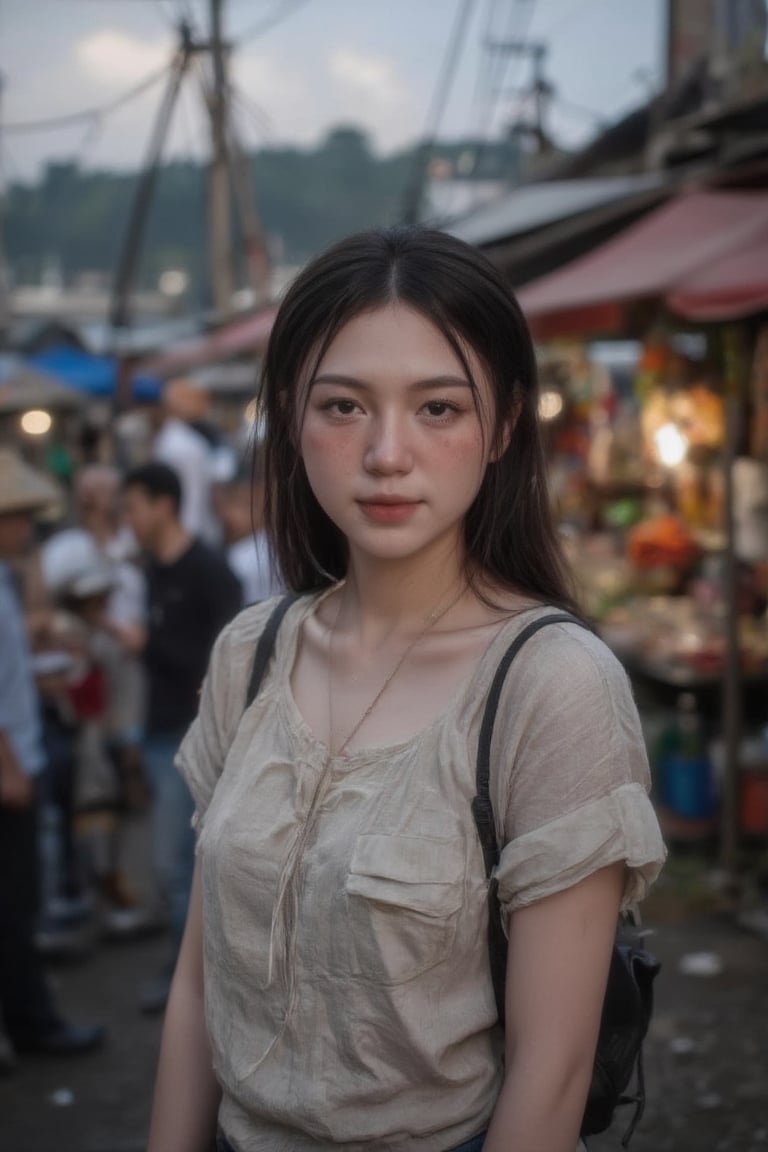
[277,587,547,765]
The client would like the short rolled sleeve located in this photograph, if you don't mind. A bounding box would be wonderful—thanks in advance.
[491,622,666,919]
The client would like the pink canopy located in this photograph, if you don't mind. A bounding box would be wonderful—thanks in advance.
[137,304,279,380]
[517,189,768,331]
[667,239,768,320]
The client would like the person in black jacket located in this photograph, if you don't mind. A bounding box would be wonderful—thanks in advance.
[123,462,242,1013]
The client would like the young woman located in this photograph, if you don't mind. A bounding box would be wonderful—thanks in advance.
[148,228,666,1152]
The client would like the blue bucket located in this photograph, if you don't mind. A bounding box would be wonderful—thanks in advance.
[662,754,717,819]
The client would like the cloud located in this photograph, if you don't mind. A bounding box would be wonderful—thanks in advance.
[231,49,313,143]
[326,47,414,151]
[76,29,173,86]
[328,48,404,109]
[232,46,415,153]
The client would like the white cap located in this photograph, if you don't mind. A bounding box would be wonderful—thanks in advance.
[41,529,114,599]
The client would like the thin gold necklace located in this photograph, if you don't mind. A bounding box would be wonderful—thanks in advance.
[327,584,466,757]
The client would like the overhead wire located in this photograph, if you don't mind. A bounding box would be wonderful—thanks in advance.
[552,94,606,126]
[177,0,198,26]
[400,0,480,224]
[235,0,312,46]
[484,0,537,138]
[457,0,536,207]
[151,0,177,29]
[537,0,607,38]
[470,0,501,122]
[230,84,272,141]
[538,0,637,148]
[4,63,171,134]
[38,0,189,4]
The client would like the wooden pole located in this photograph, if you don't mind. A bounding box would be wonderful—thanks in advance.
[719,324,747,877]
[226,122,271,306]
[194,61,271,306]
[208,0,234,316]
[0,72,10,349]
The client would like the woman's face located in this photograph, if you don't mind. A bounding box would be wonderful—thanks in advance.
[299,303,500,569]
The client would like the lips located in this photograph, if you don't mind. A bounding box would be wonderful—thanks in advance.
[357,498,420,523]
[359,496,417,505]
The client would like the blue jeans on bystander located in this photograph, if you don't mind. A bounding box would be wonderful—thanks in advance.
[143,731,194,951]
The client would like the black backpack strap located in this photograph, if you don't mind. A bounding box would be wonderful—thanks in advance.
[472,610,657,1146]
[471,611,592,1024]
[473,612,591,869]
[245,593,303,709]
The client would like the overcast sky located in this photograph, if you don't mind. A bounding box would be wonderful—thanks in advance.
[1,0,665,183]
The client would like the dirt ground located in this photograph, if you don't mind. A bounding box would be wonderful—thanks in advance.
[2,849,768,1152]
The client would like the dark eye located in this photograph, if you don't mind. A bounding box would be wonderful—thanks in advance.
[322,398,358,416]
[423,401,455,417]
[336,400,358,415]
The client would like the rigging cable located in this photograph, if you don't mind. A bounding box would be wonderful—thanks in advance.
[5,64,171,134]
[538,0,606,38]
[483,0,537,141]
[236,0,312,46]
[230,84,272,139]
[459,0,536,209]
[400,0,480,225]
[469,0,502,132]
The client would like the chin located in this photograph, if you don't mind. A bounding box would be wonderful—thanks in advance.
[347,531,447,565]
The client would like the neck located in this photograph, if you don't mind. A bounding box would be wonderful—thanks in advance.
[337,534,468,644]
[153,520,192,564]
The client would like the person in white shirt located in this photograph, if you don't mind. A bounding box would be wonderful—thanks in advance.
[213,447,282,605]
[153,379,220,548]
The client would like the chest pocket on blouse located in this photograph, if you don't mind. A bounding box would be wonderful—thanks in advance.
[344,833,465,985]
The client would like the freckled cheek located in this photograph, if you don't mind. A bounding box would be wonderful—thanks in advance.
[302,423,359,463]
[429,429,487,479]
[301,424,360,494]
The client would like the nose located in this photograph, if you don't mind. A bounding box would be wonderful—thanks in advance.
[363,411,413,476]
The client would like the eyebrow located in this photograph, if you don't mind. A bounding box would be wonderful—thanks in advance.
[310,373,472,392]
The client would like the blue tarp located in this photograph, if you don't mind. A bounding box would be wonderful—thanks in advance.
[30,346,161,403]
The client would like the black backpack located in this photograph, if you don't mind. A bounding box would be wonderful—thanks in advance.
[472,612,660,1147]
[245,598,660,1147]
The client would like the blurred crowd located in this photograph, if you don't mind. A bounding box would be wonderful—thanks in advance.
[0,380,281,1073]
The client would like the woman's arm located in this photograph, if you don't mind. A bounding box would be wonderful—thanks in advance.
[483,861,624,1152]
[147,860,221,1152]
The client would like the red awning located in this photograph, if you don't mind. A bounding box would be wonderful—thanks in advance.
[517,189,768,332]
[667,238,768,321]
[136,304,279,380]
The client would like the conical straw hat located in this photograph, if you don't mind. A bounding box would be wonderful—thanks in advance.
[0,449,61,515]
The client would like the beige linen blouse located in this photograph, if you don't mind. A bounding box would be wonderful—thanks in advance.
[176,593,666,1152]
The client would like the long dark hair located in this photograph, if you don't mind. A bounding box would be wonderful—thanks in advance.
[262,226,578,613]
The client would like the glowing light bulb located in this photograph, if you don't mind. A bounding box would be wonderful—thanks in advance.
[20,409,52,436]
[539,390,564,421]
[654,422,687,467]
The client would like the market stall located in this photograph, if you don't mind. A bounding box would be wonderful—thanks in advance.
[518,187,768,860]
[0,357,86,486]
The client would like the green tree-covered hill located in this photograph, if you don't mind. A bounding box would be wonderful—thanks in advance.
[6,127,515,307]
